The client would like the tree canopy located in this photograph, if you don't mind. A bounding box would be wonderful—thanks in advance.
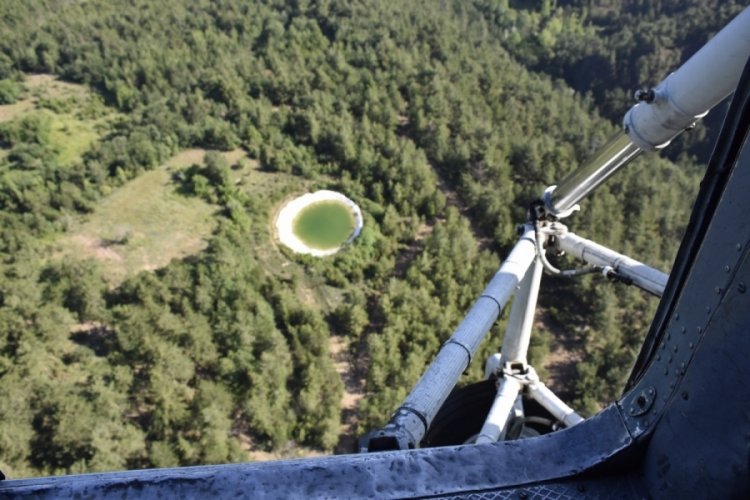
[0,0,740,476]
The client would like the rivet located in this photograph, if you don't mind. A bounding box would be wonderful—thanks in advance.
[697,326,702,333]
[706,306,711,314]
[689,342,694,349]
[715,287,722,294]
[664,368,669,376]
[661,342,666,350]
[739,282,747,294]
[668,355,673,364]
[737,243,742,251]
[643,420,650,428]
[673,345,678,353]
[681,326,686,334]
[680,362,686,370]
[648,388,655,396]
[681,391,689,400]
[724,265,731,273]
[667,333,671,340]
[656,354,661,361]
[675,313,680,320]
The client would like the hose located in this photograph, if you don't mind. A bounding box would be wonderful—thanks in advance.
[533,221,602,278]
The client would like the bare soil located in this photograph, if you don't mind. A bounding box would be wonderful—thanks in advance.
[330,335,367,454]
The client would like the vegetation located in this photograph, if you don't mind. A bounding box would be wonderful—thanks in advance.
[0,0,742,478]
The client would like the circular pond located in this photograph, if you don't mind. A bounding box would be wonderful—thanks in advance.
[275,190,363,256]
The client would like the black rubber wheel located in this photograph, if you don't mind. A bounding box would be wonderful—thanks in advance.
[421,380,558,447]
[421,379,497,447]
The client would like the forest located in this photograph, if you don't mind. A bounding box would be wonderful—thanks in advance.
[0,0,745,478]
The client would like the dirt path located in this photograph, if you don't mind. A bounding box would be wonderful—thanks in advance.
[434,170,495,251]
[330,335,367,454]
[541,314,583,402]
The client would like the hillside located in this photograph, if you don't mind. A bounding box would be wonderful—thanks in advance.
[0,0,738,477]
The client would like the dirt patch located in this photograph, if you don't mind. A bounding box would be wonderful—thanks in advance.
[166,148,248,169]
[394,222,434,278]
[238,434,324,462]
[542,316,583,402]
[167,149,207,168]
[0,100,33,123]
[0,74,91,123]
[435,173,494,250]
[330,335,366,454]
[70,235,124,263]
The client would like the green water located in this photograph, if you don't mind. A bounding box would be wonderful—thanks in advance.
[292,201,356,249]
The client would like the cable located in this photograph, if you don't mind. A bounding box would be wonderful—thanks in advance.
[533,220,602,277]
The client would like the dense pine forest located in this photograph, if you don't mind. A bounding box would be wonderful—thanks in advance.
[0,0,744,477]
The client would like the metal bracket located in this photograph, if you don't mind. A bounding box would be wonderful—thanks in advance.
[627,387,656,417]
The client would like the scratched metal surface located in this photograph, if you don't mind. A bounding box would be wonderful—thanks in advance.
[430,473,645,499]
[0,405,632,499]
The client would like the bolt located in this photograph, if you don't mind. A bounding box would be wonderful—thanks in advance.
[739,282,747,294]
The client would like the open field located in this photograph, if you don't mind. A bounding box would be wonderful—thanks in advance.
[0,74,117,166]
[53,160,218,285]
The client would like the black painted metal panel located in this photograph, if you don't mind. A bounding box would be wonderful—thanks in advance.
[0,406,632,499]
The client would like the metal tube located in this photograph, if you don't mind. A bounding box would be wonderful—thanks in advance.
[625,7,750,151]
[527,381,584,428]
[556,231,668,297]
[369,227,537,449]
[501,257,543,363]
[547,131,642,217]
[547,7,750,217]
[475,376,523,444]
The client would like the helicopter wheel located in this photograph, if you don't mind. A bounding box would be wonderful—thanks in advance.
[421,379,558,447]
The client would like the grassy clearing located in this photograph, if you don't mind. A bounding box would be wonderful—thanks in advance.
[54,158,218,285]
[0,74,117,166]
[50,148,320,290]
[0,99,33,123]
[48,137,345,313]
[49,111,101,166]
